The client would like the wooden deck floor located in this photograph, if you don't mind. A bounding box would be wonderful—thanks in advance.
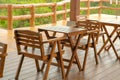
[1,14,120,80]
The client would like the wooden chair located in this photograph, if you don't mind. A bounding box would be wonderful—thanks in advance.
[62,20,100,71]
[76,15,87,28]
[81,20,100,70]
[0,42,7,78]
[14,30,65,80]
[76,15,106,44]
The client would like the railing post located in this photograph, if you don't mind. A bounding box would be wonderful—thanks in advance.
[87,0,90,17]
[52,3,57,24]
[63,2,67,20]
[8,5,13,30]
[99,0,102,18]
[30,5,35,27]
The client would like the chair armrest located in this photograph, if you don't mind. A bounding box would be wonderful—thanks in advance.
[43,37,66,43]
[0,53,7,57]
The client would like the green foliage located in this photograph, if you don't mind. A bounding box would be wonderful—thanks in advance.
[0,20,7,29]
[102,2,120,15]
[0,0,65,29]
[0,0,62,4]
[0,1,120,29]
[13,20,30,28]
[35,17,52,25]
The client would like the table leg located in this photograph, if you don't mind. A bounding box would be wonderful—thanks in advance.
[65,34,81,77]
[97,25,119,59]
[105,31,119,51]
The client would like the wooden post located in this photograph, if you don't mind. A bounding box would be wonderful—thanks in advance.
[52,3,57,24]
[99,0,102,18]
[70,0,80,21]
[30,5,35,27]
[87,0,90,17]
[63,3,67,20]
[8,5,13,30]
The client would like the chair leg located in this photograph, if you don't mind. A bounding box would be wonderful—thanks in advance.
[40,62,46,72]
[82,34,91,71]
[62,44,65,49]
[43,58,53,80]
[118,32,120,39]
[35,59,40,72]
[55,57,60,70]
[59,53,65,79]
[43,41,57,80]
[15,55,24,80]
[57,41,65,79]
[95,35,99,44]
[0,57,5,78]
[92,34,98,64]
[102,34,106,44]
[102,34,106,51]
[82,46,89,71]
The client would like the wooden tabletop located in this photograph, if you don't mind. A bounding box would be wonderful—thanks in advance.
[98,19,120,26]
[38,26,87,36]
[88,18,120,26]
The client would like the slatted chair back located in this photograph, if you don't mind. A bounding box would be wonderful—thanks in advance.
[76,15,88,28]
[76,16,106,44]
[86,20,100,31]
[14,30,45,60]
[87,20,101,44]
[77,20,100,42]
[14,30,65,80]
[0,42,7,78]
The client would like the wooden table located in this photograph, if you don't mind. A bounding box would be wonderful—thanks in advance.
[96,19,120,59]
[38,26,87,78]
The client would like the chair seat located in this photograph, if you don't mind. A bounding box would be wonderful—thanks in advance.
[19,43,64,60]
[94,30,106,41]
[78,37,94,49]
[61,36,95,50]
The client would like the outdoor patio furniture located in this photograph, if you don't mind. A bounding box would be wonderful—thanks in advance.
[97,19,120,59]
[0,42,7,78]
[38,26,87,78]
[76,15,106,44]
[14,30,65,80]
[63,20,100,71]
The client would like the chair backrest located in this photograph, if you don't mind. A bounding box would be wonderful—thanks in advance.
[77,20,100,45]
[86,20,101,44]
[76,15,100,31]
[0,42,7,57]
[86,20,100,31]
[76,15,87,21]
[76,15,87,28]
[76,18,100,33]
[14,30,45,59]
[0,42,7,78]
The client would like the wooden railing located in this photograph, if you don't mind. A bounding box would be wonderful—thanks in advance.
[0,2,70,30]
[0,0,120,30]
[80,0,120,17]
